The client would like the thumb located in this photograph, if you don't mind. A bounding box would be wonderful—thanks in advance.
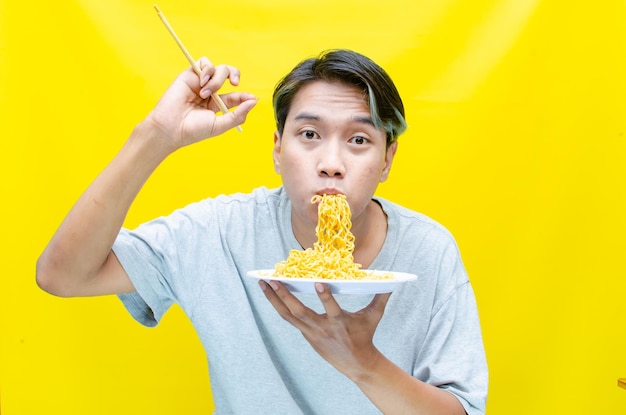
[231,97,258,125]
[213,96,258,134]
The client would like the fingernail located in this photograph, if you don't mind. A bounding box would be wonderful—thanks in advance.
[259,281,267,291]
[200,88,211,99]
[201,75,210,86]
[315,283,324,293]
[269,281,279,291]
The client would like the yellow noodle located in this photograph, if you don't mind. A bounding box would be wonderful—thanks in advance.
[274,194,373,280]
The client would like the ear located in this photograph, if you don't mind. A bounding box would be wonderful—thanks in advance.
[380,141,398,183]
[272,131,282,174]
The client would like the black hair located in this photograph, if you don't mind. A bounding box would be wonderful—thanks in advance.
[272,49,407,146]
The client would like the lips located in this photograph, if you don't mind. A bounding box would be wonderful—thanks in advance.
[315,188,343,196]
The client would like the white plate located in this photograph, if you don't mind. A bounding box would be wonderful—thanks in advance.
[246,269,417,294]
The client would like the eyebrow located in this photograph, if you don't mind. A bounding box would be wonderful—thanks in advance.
[294,112,320,122]
[351,115,376,127]
[293,112,376,127]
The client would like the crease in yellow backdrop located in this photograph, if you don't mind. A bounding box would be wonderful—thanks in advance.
[1,0,625,414]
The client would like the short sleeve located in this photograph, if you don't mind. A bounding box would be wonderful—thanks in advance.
[112,225,178,327]
[415,279,488,414]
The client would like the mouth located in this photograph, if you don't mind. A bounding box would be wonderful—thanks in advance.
[315,188,343,196]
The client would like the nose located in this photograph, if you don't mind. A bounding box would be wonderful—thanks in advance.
[317,141,345,178]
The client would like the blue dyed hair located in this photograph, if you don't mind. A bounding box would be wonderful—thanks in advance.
[272,49,407,147]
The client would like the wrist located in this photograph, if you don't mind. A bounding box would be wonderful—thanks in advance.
[130,116,177,163]
[347,347,387,385]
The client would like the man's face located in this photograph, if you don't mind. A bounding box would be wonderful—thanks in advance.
[273,80,398,230]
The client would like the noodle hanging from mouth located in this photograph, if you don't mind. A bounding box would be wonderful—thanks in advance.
[274,194,369,280]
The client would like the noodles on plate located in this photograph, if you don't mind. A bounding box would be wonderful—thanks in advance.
[274,194,389,280]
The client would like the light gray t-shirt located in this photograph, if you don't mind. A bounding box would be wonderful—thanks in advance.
[113,186,488,415]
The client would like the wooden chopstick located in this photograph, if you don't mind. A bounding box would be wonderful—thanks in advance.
[153,4,242,132]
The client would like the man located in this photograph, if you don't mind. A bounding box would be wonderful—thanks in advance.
[37,49,488,414]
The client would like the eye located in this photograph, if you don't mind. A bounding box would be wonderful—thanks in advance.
[350,136,369,145]
[301,130,320,140]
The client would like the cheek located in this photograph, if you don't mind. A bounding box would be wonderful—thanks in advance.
[281,144,317,175]
[350,160,387,196]
[360,158,387,180]
[277,153,308,193]
[352,167,382,198]
[278,154,299,177]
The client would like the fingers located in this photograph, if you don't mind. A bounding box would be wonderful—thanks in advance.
[259,281,391,321]
[259,280,315,328]
[197,57,242,100]
[187,57,255,134]
[220,92,257,113]
[317,286,391,322]
[258,280,294,320]
[259,280,392,331]
[209,93,257,134]
[314,283,343,318]
[365,293,392,322]
[197,57,214,86]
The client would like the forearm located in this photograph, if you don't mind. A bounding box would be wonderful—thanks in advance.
[353,352,466,415]
[260,282,467,414]
[36,120,171,296]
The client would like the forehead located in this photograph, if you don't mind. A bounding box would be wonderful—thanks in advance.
[288,81,370,116]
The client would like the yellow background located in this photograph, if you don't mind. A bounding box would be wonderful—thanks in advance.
[1,0,625,413]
